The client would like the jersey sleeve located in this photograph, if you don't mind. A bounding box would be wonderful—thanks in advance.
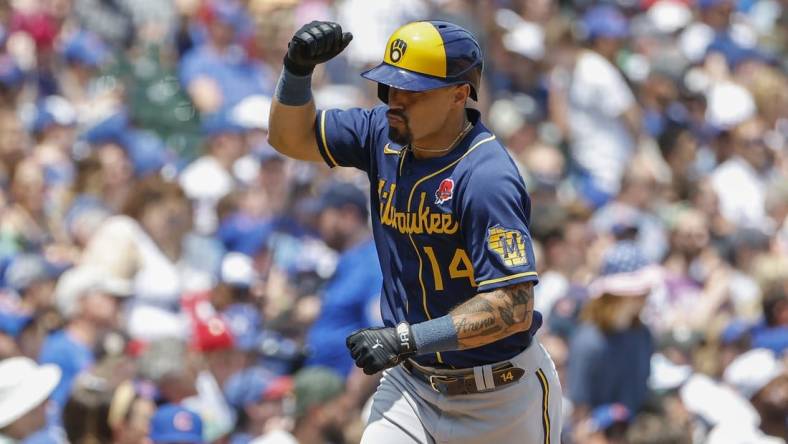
[458,154,539,293]
[314,107,383,172]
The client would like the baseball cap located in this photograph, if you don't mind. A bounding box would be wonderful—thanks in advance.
[306,182,369,220]
[697,0,732,9]
[54,266,132,318]
[502,21,545,61]
[647,0,693,34]
[254,145,284,165]
[588,242,661,298]
[648,353,692,392]
[723,348,785,399]
[600,241,649,275]
[230,95,271,131]
[205,0,246,29]
[224,367,293,409]
[191,316,235,352]
[149,404,204,444]
[293,367,344,418]
[705,81,756,130]
[220,253,257,289]
[119,130,168,177]
[3,254,59,293]
[217,215,274,256]
[28,95,77,134]
[82,112,130,146]
[62,30,110,67]
[201,111,246,138]
[583,5,629,40]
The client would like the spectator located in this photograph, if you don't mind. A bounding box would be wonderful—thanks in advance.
[252,366,349,444]
[224,367,293,444]
[2,254,60,317]
[39,266,130,413]
[80,177,194,341]
[723,348,788,439]
[178,0,272,114]
[0,357,61,443]
[107,381,157,444]
[137,338,198,405]
[303,182,383,378]
[711,117,774,231]
[567,5,641,207]
[179,115,247,234]
[569,242,655,418]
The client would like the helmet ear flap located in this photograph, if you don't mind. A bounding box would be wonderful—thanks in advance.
[377,84,390,104]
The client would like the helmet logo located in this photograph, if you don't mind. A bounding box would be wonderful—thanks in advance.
[389,39,407,63]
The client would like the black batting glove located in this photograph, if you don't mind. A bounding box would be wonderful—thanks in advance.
[346,322,417,375]
[284,21,353,76]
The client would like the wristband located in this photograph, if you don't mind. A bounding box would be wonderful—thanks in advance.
[411,315,459,355]
[275,66,313,106]
[283,55,315,76]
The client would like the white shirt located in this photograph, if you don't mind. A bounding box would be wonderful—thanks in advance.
[568,50,636,194]
[250,429,299,444]
[710,156,767,230]
[179,156,235,234]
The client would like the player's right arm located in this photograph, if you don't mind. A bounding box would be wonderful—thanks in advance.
[267,21,353,162]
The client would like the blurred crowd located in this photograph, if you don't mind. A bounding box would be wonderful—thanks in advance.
[0,0,786,443]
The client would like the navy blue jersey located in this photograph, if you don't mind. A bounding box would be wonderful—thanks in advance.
[315,106,540,368]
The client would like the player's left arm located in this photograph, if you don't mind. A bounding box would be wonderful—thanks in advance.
[449,281,534,350]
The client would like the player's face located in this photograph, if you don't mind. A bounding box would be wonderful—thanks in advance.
[386,85,465,145]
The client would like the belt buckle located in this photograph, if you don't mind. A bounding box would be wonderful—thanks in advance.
[428,374,456,393]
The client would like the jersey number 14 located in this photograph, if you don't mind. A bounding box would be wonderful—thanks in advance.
[422,247,477,290]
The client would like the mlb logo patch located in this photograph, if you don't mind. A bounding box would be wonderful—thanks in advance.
[435,178,455,205]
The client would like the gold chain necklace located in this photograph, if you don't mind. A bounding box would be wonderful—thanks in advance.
[411,121,473,154]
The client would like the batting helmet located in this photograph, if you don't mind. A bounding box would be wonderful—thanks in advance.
[361,21,483,104]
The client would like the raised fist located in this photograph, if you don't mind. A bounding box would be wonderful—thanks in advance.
[284,21,353,76]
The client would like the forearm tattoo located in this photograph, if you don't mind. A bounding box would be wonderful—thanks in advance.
[450,282,535,349]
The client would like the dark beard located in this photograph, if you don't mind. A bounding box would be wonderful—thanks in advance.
[386,109,412,145]
[388,125,413,146]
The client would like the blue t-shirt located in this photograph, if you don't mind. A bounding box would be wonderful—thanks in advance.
[178,44,273,112]
[38,330,95,409]
[315,107,540,368]
[568,322,653,413]
[305,239,383,377]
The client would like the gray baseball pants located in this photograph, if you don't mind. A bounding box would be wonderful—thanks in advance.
[361,340,563,444]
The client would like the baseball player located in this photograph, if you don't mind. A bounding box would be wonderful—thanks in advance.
[268,20,562,444]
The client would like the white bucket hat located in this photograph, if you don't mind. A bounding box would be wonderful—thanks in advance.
[55,265,132,318]
[0,357,61,429]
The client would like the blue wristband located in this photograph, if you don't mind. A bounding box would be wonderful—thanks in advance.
[274,67,313,106]
[411,315,459,355]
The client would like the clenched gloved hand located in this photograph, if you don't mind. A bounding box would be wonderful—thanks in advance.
[284,21,353,76]
[346,322,417,375]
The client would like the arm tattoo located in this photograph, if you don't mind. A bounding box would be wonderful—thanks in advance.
[450,282,534,350]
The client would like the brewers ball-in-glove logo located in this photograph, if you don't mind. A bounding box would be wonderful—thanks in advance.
[487,225,529,267]
[389,38,407,63]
